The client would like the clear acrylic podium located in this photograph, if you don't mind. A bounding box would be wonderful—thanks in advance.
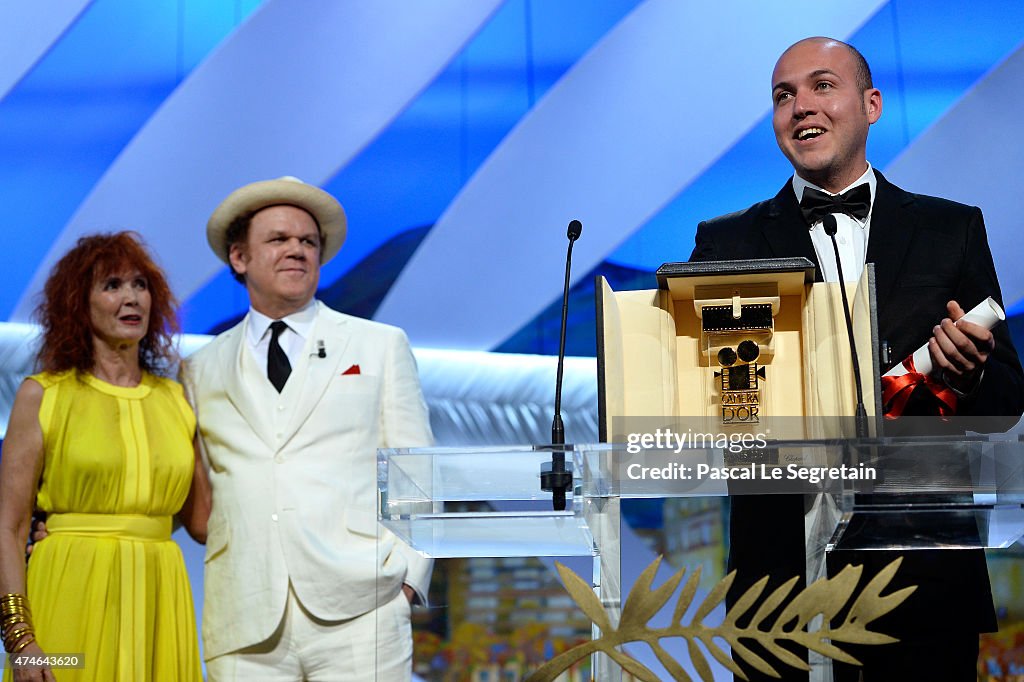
[378,434,1024,680]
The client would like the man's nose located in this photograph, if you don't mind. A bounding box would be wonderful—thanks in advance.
[792,89,815,117]
[285,238,306,258]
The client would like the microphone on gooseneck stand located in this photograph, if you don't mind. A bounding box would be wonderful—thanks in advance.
[552,220,583,444]
[541,219,582,511]
[823,214,869,438]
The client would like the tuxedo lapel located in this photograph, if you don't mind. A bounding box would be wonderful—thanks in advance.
[218,317,278,452]
[866,172,917,305]
[279,302,351,445]
[760,181,823,281]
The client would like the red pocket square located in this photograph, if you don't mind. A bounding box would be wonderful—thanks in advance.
[342,364,361,376]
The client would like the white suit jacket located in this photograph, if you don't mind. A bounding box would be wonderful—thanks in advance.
[183,301,433,659]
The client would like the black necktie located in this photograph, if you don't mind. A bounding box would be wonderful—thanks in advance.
[267,320,291,393]
[799,184,871,227]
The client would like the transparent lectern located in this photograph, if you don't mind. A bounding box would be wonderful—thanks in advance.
[379,434,1024,680]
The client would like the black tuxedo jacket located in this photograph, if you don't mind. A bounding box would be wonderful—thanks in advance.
[688,173,1024,678]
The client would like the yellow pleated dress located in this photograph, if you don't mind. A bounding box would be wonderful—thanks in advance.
[8,370,202,681]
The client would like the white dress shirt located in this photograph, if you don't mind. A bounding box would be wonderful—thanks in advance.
[792,164,876,283]
[246,299,318,371]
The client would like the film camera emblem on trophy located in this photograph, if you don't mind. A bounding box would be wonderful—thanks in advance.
[701,297,775,425]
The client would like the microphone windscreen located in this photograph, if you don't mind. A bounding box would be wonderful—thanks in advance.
[823,213,838,236]
[567,219,582,240]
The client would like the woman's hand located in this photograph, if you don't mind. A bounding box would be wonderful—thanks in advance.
[25,516,48,558]
[10,639,57,682]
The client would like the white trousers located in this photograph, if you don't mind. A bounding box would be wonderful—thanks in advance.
[206,586,412,681]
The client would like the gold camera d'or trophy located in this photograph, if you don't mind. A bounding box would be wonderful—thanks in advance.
[597,257,881,440]
[702,295,773,425]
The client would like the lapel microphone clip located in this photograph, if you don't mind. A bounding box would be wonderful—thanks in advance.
[316,340,326,358]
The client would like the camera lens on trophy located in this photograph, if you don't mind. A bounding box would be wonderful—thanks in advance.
[718,347,737,366]
[737,340,760,362]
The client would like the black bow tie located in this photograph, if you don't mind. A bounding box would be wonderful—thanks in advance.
[799,184,871,227]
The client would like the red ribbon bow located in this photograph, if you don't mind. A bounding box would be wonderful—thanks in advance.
[880,357,957,418]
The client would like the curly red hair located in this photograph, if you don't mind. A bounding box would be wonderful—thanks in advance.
[35,232,179,374]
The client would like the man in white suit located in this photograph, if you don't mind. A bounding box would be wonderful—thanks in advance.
[184,177,433,681]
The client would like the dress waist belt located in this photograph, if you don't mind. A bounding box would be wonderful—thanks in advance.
[46,513,172,542]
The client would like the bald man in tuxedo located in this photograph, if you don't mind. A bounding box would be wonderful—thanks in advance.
[691,37,1024,681]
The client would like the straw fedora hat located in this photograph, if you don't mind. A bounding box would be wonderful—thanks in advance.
[207,176,347,265]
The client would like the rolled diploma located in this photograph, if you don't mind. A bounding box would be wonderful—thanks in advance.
[883,296,1005,377]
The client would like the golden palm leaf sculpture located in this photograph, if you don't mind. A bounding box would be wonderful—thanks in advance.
[526,556,915,682]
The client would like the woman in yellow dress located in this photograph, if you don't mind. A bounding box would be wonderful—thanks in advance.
[0,232,209,681]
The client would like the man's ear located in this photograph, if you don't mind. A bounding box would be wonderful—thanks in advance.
[228,243,247,277]
[865,88,882,125]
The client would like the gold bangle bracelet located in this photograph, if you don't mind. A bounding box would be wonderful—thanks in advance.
[1,605,29,614]
[2,616,32,633]
[9,633,36,654]
[3,626,34,653]
[0,600,30,616]
[1,609,31,622]
[4,624,32,641]
[2,624,30,641]
[1,607,31,619]
[2,614,31,629]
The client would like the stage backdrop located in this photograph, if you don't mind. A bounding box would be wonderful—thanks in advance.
[0,0,1022,348]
